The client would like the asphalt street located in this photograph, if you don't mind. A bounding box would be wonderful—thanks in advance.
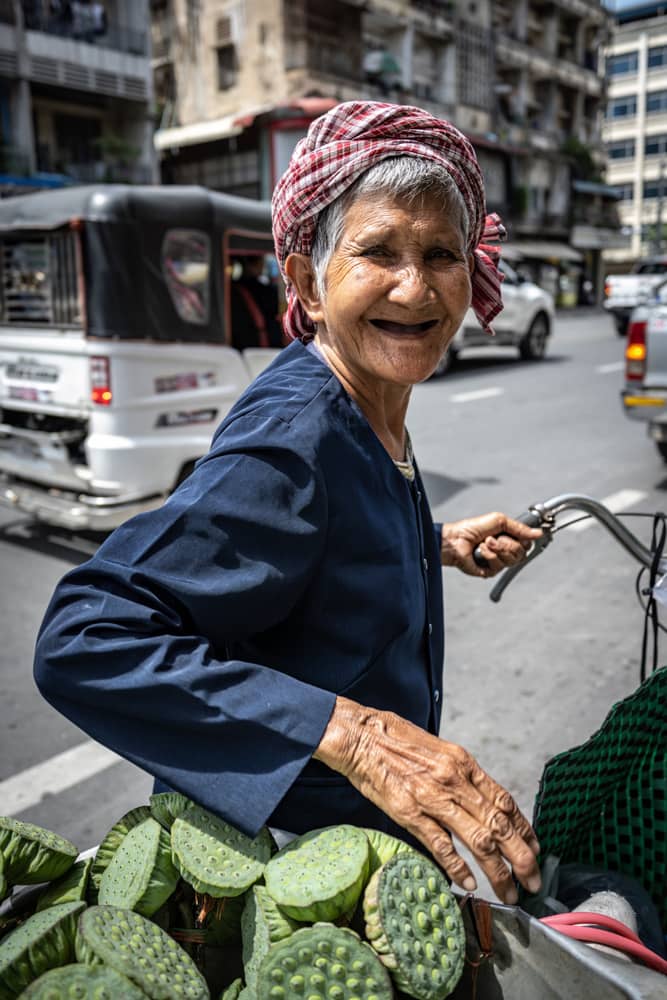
[1,308,663,897]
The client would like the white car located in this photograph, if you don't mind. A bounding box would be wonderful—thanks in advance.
[433,259,555,376]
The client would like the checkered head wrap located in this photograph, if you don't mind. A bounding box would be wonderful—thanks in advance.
[272,100,506,343]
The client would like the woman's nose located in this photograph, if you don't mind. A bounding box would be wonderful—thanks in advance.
[386,264,436,305]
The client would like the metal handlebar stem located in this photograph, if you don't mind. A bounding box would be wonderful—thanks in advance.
[489,493,667,603]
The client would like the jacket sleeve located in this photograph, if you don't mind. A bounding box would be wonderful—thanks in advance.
[33,415,336,836]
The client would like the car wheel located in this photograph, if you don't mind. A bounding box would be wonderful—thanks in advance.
[656,441,667,463]
[519,313,549,360]
[431,346,458,378]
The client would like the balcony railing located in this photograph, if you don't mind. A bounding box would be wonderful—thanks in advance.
[22,6,147,57]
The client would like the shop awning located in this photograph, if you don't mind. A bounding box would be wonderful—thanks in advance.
[502,240,583,263]
[154,98,339,152]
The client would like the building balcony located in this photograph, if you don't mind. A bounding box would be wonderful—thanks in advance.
[496,32,603,96]
[21,6,147,56]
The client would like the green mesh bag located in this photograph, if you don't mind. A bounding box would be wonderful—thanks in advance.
[532,665,667,929]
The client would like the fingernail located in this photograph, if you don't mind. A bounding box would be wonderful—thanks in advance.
[462,876,477,892]
[504,886,519,905]
[527,875,542,894]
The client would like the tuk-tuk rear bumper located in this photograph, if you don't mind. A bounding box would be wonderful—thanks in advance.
[0,475,165,531]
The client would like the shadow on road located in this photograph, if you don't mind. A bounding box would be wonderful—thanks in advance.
[419,470,499,508]
[0,518,106,565]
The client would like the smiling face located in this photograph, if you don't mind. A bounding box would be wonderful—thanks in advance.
[289,189,473,396]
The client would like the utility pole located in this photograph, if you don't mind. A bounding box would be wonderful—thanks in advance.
[656,155,666,254]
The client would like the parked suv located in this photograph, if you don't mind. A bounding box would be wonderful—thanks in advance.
[433,259,555,375]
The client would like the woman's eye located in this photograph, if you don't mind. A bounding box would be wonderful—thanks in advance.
[428,248,458,261]
[361,245,389,258]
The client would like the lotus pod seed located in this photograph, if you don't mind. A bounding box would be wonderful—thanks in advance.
[363,854,465,999]
[0,818,78,887]
[257,924,391,1000]
[264,825,370,923]
[17,962,147,1000]
[172,804,272,898]
[75,905,207,999]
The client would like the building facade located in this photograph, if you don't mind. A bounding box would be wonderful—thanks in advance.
[0,0,156,192]
[603,1,667,267]
[152,0,615,303]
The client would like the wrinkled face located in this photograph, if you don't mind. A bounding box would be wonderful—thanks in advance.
[317,189,473,387]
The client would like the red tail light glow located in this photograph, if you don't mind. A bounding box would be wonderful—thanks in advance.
[90,355,112,405]
[625,320,647,382]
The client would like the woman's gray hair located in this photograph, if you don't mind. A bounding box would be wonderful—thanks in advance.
[310,156,469,297]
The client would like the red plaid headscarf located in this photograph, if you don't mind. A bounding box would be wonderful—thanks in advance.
[272,101,506,343]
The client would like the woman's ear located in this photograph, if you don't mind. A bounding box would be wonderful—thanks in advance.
[285,254,325,325]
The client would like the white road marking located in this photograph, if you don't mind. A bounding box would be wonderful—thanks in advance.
[596,361,624,374]
[563,489,647,533]
[0,741,121,816]
[450,387,504,403]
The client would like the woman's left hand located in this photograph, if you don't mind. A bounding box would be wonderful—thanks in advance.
[441,512,542,578]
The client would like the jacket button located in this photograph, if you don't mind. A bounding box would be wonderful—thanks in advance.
[423,557,428,572]
[434,689,440,703]
[428,622,433,635]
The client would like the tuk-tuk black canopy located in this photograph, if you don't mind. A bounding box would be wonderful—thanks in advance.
[0,185,275,342]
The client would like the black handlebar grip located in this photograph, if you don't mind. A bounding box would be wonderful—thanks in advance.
[472,508,543,569]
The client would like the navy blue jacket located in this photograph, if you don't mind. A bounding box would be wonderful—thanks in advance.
[33,341,445,838]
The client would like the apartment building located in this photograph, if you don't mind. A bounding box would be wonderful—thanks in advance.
[491,0,618,301]
[603,1,667,266]
[152,0,615,302]
[0,0,156,191]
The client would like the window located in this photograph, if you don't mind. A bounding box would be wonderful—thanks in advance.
[606,51,638,76]
[648,45,667,70]
[216,43,238,90]
[607,138,636,159]
[643,179,667,199]
[647,89,667,113]
[161,230,210,325]
[1,233,80,325]
[606,95,637,118]
[645,134,667,156]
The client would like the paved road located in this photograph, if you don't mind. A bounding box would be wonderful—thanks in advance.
[1,308,662,893]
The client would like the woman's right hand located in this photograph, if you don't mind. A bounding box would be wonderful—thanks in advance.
[313,696,541,905]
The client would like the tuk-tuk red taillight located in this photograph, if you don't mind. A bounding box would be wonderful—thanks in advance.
[625,320,647,382]
[90,355,112,405]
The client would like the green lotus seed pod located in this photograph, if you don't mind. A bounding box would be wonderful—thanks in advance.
[241,885,298,993]
[363,827,420,877]
[150,792,192,831]
[0,900,84,1000]
[219,978,243,1000]
[256,923,392,1000]
[263,825,370,923]
[89,806,152,903]
[98,817,179,917]
[363,854,465,999]
[76,904,209,999]
[0,818,77,887]
[18,961,147,999]
[171,804,272,898]
[36,858,92,912]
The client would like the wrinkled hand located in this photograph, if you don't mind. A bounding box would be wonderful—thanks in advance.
[314,697,541,904]
[441,512,542,578]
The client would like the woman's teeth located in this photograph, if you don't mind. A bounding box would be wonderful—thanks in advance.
[371,319,437,334]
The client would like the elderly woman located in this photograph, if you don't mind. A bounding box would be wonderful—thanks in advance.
[33,102,542,905]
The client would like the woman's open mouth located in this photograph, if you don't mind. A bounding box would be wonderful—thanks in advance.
[370,318,438,336]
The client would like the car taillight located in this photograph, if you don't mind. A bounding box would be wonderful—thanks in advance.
[90,355,112,405]
[625,320,647,381]
[604,281,611,298]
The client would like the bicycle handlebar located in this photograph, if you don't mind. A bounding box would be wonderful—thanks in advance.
[474,493,667,603]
